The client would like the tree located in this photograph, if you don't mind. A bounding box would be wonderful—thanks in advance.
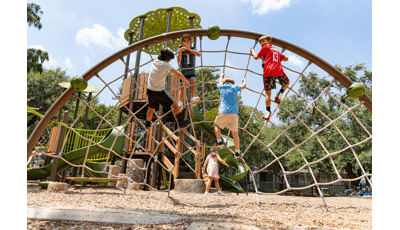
[27,3,49,73]
[27,68,74,136]
[276,63,372,186]
[27,3,43,30]
[27,48,49,74]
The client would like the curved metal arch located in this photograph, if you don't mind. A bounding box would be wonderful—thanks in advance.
[27,28,372,160]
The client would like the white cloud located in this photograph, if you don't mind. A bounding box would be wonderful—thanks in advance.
[65,58,73,69]
[286,52,304,67]
[76,24,127,50]
[225,59,239,73]
[29,45,46,51]
[29,45,59,69]
[43,57,58,69]
[241,0,291,15]
[86,57,90,66]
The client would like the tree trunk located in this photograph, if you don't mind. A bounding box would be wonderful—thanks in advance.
[345,162,360,186]
[279,175,284,191]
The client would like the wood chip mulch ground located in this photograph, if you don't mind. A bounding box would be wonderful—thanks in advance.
[27,185,371,229]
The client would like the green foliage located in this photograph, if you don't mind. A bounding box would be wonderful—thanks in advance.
[205,108,218,121]
[27,3,49,75]
[27,48,49,74]
[27,3,43,30]
[27,68,119,139]
[124,7,202,54]
[27,68,74,135]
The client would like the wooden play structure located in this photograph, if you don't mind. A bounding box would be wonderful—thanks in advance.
[119,71,205,189]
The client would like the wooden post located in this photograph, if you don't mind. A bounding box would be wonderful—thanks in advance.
[145,158,153,190]
[151,123,160,188]
[195,140,201,179]
[246,170,249,196]
[157,164,162,190]
[151,158,159,188]
[49,111,69,182]
[174,137,181,179]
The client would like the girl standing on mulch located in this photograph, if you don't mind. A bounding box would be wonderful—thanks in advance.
[202,148,229,196]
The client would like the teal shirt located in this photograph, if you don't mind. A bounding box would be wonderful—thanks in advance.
[177,47,197,76]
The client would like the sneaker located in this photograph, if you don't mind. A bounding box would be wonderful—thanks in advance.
[177,101,183,110]
[191,96,200,105]
[275,92,283,103]
[217,140,223,147]
[145,121,152,129]
[218,190,223,196]
[204,191,209,196]
[262,111,271,121]
[234,150,242,159]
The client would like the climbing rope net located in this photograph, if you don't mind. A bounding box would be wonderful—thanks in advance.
[28,30,372,211]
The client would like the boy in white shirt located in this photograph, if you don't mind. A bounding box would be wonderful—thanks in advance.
[145,47,190,129]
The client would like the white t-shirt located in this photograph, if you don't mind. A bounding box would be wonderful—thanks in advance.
[147,59,173,91]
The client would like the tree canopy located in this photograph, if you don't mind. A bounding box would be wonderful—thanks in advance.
[27,3,43,30]
[27,3,49,74]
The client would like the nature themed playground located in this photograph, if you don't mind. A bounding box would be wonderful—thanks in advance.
[27,7,372,229]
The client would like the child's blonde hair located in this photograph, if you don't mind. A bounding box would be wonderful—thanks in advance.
[210,148,218,158]
[222,77,235,85]
[259,35,272,44]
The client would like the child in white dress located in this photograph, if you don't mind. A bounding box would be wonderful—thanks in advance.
[202,148,229,195]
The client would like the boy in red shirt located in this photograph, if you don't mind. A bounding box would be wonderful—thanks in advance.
[250,35,289,120]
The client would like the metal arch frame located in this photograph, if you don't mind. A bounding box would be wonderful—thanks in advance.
[27,28,372,160]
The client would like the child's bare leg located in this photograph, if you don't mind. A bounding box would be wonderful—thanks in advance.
[179,82,185,103]
[146,108,156,121]
[190,78,196,98]
[214,125,221,140]
[265,90,272,107]
[232,131,240,151]
[171,102,181,115]
[282,80,290,91]
[206,177,213,192]
[214,178,220,191]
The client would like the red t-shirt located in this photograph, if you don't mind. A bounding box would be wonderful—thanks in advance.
[257,44,286,77]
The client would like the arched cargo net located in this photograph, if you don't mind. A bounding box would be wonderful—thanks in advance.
[27,29,372,212]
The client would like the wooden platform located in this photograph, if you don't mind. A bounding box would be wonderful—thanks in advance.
[119,101,187,123]
[119,72,188,123]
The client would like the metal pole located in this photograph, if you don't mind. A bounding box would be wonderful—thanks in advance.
[123,32,135,80]
[82,92,92,129]
[121,18,145,173]
[73,92,81,121]
[133,16,146,86]
[189,16,196,49]
[165,9,173,47]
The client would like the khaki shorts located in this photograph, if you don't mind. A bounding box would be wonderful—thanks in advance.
[214,113,239,132]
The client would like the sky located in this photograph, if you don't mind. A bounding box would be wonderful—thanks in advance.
[25,0,374,116]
